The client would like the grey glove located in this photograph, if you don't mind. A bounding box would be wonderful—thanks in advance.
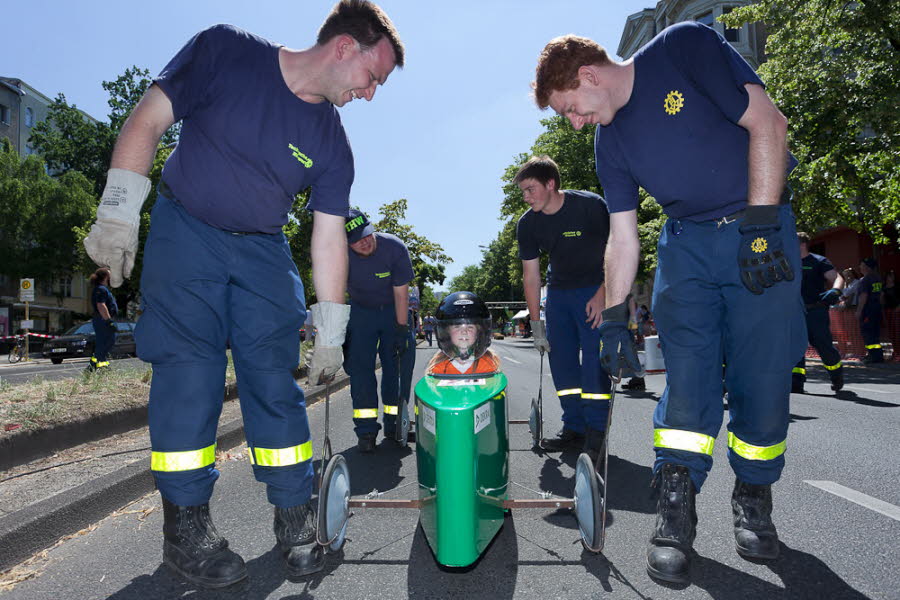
[531,319,550,354]
[307,302,350,385]
[83,169,151,288]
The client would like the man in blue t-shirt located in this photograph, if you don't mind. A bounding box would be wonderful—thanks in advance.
[532,23,806,584]
[514,155,612,464]
[857,257,884,363]
[792,232,845,393]
[345,209,415,452]
[81,1,404,588]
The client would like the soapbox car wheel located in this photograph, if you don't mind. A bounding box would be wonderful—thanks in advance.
[574,452,603,552]
[396,398,411,448]
[528,396,542,448]
[318,454,350,553]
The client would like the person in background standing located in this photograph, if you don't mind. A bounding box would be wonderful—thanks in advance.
[86,267,118,373]
[857,258,884,363]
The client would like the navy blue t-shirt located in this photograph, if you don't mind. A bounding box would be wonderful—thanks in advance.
[155,25,354,233]
[800,253,835,305]
[859,274,883,312]
[517,190,609,289]
[348,233,414,307]
[92,285,118,317]
[594,22,796,220]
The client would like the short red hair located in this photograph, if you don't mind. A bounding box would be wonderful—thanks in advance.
[533,35,610,109]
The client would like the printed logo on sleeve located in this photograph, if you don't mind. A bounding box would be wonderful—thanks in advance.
[664,90,684,115]
[288,143,313,168]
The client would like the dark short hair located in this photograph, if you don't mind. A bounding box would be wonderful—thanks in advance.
[514,155,561,190]
[797,232,810,245]
[90,267,110,286]
[533,34,610,109]
[317,0,405,68]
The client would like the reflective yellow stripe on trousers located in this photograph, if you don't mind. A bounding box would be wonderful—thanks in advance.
[383,405,398,415]
[792,367,806,375]
[557,388,582,397]
[152,443,216,472]
[354,408,378,419]
[654,428,715,455]
[581,393,612,400]
[247,441,313,467]
[865,344,882,349]
[824,361,842,371]
[727,432,786,461]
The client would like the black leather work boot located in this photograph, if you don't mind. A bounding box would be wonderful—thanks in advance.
[274,501,325,578]
[583,429,606,470]
[357,433,377,453]
[829,366,844,392]
[162,498,248,589]
[732,479,779,560]
[623,377,646,391]
[791,372,805,394]
[541,428,585,452]
[646,464,697,585]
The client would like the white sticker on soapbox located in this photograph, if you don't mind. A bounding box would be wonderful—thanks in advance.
[422,405,436,434]
[474,403,491,434]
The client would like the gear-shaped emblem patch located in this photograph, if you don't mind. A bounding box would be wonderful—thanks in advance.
[664,90,684,115]
[751,237,768,253]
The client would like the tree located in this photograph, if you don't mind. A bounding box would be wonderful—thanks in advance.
[725,0,900,242]
[448,265,483,294]
[373,198,452,288]
[0,140,95,285]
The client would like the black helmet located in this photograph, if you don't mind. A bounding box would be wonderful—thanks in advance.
[435,291,492,361]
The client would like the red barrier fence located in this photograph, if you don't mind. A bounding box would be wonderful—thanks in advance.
[805,307,898,362]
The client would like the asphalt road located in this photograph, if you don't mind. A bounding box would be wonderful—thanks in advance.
[4,339,899,599]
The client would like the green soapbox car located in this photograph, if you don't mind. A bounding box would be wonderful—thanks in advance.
[314,367,613,567]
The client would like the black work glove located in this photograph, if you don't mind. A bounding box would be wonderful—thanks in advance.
[104,318,116,332]
[597,302,643,378]
[737,205,794,295]
[393,323,411,359]
[819,288,841,306]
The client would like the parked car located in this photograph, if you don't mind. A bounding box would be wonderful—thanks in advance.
[41,321,138,364]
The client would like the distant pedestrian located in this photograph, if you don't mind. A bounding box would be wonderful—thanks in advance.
[86,267,118,373]
[422,313,436,346]
[857,258,884,363]
[841,268,861,307]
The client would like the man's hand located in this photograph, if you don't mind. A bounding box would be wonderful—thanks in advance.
[531,320,550,354]
[83,169,151,288]
[393,323,411,359]
[597,302,642,377]
[820,288,841,306]
[585,291,605,329]
[307,302,351,385]
[737,205,793,295]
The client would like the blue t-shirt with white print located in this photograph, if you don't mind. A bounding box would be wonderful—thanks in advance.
[155,24,354,233]
[594,22,796,221]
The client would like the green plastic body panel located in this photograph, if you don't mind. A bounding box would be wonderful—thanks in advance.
[414,373,509,567]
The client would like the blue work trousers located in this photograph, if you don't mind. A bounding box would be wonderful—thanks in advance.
[794,306,842,374]
[545,285,612,434]
[346,304,401,436]
[652,204,806,491]
[860,306,882,347]
[91,316,116,364]
[136,193,312,508]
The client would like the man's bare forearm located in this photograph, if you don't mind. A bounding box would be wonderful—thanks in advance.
[604,212,640,308]
[393,285,409,325]
[311,212,347,304]
[109,86,176,176]
[522,261,542,320]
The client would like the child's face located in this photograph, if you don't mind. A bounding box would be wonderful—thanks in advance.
[449,323,477,351]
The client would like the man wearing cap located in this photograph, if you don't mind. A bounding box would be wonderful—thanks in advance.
[345,209,415,452]
[857,257,884,363]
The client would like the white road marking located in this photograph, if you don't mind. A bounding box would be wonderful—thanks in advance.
[502,355,521,364]
[804,480,900,522]
[843,386,896,396]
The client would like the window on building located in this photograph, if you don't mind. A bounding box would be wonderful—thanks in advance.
[0,104,10,124]
[24,107,34,127]
[696,11,714,27]
[58,276,73,298]
[25,145,35,156]
[722,7,741,43]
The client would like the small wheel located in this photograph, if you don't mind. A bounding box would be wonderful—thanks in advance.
[396,399,410,448]
[574,452,603,552]
[317,454,350,553]
[528,397,542,447]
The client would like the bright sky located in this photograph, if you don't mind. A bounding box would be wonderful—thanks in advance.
[4,0,652,284]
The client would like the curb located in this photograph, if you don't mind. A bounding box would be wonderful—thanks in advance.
[0,369,352,574]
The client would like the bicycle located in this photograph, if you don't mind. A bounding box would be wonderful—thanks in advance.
[7,336,26,364]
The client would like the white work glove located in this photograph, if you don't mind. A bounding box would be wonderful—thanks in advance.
[83,169,151,288]
[307,302,351,385]
[531,319,550,354]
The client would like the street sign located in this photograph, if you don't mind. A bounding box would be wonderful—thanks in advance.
[20,320,34,329]
[19,279,34,302]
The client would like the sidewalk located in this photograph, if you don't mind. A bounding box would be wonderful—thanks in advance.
[0,366,355,574]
